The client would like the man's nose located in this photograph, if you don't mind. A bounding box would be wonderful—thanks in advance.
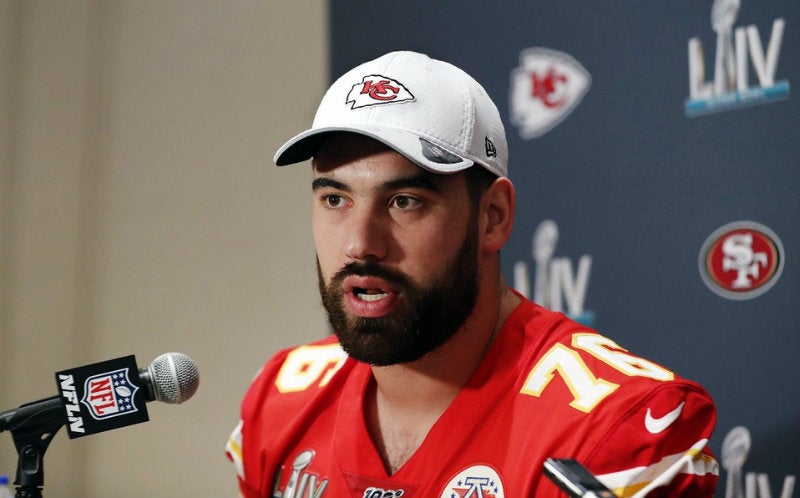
[344,206,389,262]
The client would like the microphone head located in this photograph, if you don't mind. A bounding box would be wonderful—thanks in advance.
[147,352,200,404]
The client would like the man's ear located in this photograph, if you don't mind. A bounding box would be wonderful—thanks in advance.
[480,177,516,252]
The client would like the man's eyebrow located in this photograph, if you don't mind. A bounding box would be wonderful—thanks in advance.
[311,172,444,193]
[312,177,350,192]
[381,172,443,193]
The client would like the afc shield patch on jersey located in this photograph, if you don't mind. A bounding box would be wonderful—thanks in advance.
[439,464,505,498]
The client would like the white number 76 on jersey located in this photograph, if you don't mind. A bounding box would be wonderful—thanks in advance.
[274,333,673,415]
[521,333,674,413]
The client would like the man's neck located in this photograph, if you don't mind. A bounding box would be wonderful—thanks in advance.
[364,285,520,474]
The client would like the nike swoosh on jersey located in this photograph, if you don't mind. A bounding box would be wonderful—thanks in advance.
[644,401,685,434]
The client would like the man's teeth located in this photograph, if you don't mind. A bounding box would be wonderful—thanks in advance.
[356,290,388,302]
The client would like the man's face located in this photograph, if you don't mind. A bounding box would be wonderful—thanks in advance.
[312,135,481,366]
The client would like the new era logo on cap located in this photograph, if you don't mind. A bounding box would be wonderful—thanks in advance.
[485,137,497,158]
[346,75,415,109]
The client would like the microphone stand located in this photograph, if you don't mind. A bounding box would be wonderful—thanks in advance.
[0,397,65,498]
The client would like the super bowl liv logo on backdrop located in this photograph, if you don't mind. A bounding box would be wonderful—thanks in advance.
[685,0,790,117]
[513,220,594,326]
[721,426,796,498]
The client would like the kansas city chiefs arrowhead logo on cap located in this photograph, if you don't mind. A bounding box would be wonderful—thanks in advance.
[346,74,415,109]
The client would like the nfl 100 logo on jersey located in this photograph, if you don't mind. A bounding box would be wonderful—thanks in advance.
[362,487,405,498]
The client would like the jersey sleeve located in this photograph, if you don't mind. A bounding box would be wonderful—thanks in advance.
[226,418,266,498]
[586,382,719,497]
[225,352,289,498]
[225,337,349,498]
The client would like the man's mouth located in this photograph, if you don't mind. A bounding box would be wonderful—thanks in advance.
[342,276,400,317]
[355,288,389,302]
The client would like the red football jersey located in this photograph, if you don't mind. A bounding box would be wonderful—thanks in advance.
[226,298,719,497]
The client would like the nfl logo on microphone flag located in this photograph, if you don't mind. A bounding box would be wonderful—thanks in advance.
[55,355,149,438]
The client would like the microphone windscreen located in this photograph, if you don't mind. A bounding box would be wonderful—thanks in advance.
[148,353,200,404]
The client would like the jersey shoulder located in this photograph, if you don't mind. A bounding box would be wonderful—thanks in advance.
[506,300,718,495]
[228,336,357,490]
[240,335,354,420]
[510,301,710,411]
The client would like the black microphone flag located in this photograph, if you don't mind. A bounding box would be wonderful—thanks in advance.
[54,355,149,438]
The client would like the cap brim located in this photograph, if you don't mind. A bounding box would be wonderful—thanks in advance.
[273,125,475,174]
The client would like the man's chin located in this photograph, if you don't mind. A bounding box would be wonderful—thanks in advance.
[335,330,423,366]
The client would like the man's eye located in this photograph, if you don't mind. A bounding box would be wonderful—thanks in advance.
[391,195,421,210]
[323,194,343,208]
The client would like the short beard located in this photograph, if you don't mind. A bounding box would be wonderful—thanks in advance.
[317,219,480,366]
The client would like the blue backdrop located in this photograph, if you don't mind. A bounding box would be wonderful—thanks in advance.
[329,1,799,496]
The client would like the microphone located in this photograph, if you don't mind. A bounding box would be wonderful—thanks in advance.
[543,458,615,498]
[0,352,199,438]
[137,352,200,404]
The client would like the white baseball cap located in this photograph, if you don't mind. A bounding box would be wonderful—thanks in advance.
[273,51,508,177]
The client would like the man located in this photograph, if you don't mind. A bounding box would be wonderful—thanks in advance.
[226,51,719,497]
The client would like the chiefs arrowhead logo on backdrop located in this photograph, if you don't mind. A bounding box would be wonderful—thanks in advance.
[509,47,591,139]
[346,74,415,109]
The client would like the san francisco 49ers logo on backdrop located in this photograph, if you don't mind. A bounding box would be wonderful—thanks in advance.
[347,75,415,109]
[698,221,784,300]
[439,465,505,498]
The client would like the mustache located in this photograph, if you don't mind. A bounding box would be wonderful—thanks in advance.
[330,261,410,290]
